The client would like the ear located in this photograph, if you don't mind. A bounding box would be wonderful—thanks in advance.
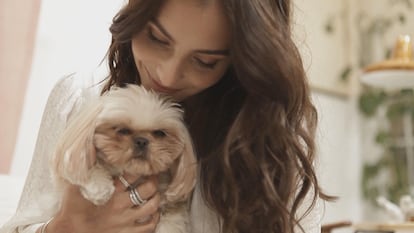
[52,99,103,186]
[165,126,197,203]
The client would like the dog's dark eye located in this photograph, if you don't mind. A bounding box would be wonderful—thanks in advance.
[152,130,166,138]
[117,128,132,135]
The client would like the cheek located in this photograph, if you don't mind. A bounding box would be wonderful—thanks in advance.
[151,138,184,159]
[131,33,157,63]
[94,134,133,163]
[192,75,220,92]
[189,65,229,91]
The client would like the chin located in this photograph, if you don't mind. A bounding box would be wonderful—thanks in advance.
[51,84,197,233]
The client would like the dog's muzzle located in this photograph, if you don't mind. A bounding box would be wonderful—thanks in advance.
[133,137,148,159]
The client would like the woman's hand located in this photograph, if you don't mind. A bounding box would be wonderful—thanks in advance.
[44,175,160,233]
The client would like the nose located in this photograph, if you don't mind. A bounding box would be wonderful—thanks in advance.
[156,57,183,87]
[134,137,149,150]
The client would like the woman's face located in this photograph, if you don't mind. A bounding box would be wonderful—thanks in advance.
[131,0,231,101]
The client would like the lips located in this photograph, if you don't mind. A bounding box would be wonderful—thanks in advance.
[151,77,178,93]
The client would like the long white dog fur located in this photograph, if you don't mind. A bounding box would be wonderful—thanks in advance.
[51,84,197,232]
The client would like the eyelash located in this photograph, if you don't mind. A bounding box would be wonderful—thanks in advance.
[147,28,169,45]
[146,27,218,70]
[194,58,218,69]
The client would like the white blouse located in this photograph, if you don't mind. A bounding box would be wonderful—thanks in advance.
[0,68,322,233]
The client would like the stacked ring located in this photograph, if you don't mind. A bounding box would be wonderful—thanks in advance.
[119,175,131,188]
[119,175,147,206]
[129,188,147,206]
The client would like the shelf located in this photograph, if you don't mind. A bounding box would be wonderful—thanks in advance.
[354,222,414,233]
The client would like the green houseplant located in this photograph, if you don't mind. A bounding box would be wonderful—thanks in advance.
[324,0,414,204]
[359,88,413,203]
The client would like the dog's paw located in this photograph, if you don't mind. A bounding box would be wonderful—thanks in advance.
[80,176,115,205]
[81,182,115,205]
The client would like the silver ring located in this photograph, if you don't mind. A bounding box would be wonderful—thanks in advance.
[118,175,131,188]
[129,188,147,206]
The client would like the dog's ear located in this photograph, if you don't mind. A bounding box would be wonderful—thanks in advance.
[165,126,197,203]
[52,99,103,186]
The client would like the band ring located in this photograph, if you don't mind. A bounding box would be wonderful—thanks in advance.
[118,175,131,188]
[129,188,147,206]
[119,175,147,206]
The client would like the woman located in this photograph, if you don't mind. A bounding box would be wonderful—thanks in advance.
[1,0,329,232]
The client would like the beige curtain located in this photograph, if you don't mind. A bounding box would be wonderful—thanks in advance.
[0,0,41,173]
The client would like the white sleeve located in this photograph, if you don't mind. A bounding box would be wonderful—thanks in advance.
[294,190,324,233]
[0,74,87,233]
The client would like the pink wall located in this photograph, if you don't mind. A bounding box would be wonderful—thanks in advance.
[0,1,41,173]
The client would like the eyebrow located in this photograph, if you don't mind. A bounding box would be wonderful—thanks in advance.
[150,19,230,57]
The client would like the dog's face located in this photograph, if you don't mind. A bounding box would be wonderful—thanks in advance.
[94,118,186,176]
[93,85,188,176]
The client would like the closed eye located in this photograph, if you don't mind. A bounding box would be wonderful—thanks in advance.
[152,130,167,138]
[117,128,132,135]
[147,27,169,46]
[194,57,218,69]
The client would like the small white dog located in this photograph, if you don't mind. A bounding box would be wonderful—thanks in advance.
[51,84,197,232]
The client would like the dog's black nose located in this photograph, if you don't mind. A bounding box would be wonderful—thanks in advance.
[134,137,149,150]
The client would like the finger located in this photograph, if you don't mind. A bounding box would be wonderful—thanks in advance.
[113,176,132,192]
[122,218,158,233]
[123,174,158,188]
[116,179,158,208]
[113,174,155,192]
[149,211,160,226]
[125,193,161,222]
[135,177,158,200]
[118,176,131,189]
[122,173,143,186]
[129,210,160,233]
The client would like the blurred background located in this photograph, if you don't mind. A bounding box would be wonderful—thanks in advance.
[1,0,414,232]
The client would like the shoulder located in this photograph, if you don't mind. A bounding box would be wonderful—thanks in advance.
[46,66,108,122]
[51,65,107,97]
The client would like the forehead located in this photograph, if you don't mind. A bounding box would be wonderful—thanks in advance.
[156,0,231,50]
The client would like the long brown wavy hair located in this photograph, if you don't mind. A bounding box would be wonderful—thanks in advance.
[103,0,331,232]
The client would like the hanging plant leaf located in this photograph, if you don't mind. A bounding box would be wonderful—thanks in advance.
[400,88,414,96]
[375,130,391,145]
[325,24,334,34]
[387,148,409,202]
[324,17,335,34]
[359,90,387,117]
[385,47,392,59]
[362,158,389,203]
[340,66,353,82]
[362,154,396,202]
[387,102,406,120]
[398,14,406,24]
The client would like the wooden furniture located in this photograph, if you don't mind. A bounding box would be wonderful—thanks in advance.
[353,222,414,233]
[321,221,353,233]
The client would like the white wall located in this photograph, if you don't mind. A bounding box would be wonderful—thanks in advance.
[11,0,125,177]
[313,92,362,229]
[295,0,363,230]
